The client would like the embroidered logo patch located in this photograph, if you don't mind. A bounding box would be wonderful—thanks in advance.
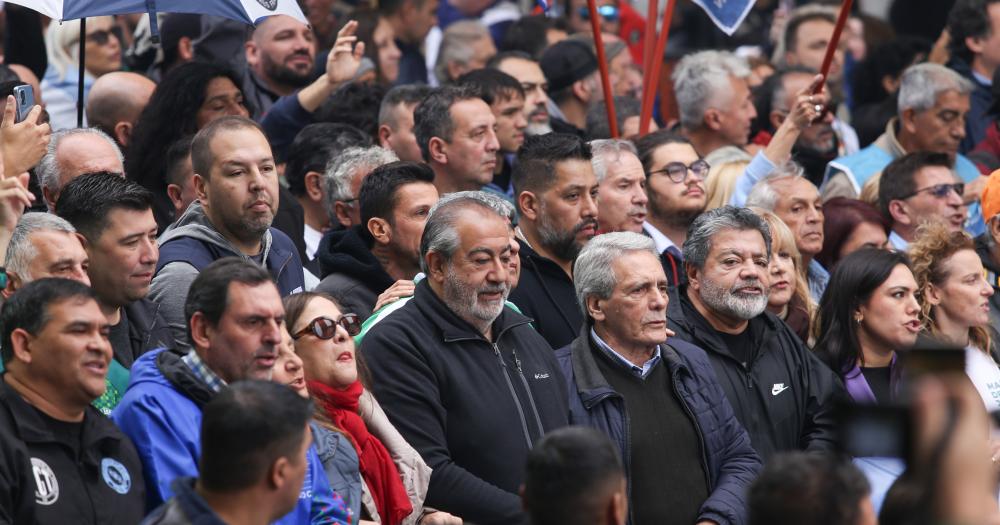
[256,0,279,11]
[771,383,790,396]
[31,457,59,505]
[101,458,132,495]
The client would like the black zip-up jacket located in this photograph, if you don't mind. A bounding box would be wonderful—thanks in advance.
[0,378,146,524]
[667,285,843,461]
[361,280,569,525]
[118,298,176,369]
[508,241,583,350]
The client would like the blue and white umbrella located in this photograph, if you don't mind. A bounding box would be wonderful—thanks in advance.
[5,0,309,126]
[4,0,307,28]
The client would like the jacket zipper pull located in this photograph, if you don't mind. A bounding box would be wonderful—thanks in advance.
[512,349,523,373]
[493,343,507,368]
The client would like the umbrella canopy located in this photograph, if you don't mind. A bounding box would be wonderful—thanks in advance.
[4,0,307,26]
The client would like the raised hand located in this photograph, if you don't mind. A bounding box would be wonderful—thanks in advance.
[1,95,50,178]
[326,20,366,86]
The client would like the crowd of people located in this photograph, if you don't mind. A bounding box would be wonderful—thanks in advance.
[3,0,1000,524]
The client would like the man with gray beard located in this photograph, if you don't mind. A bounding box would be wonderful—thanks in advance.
[361,193,568,525]
[666,206,842,461]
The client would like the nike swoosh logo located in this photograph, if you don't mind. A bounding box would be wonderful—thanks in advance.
[772,385,790,396]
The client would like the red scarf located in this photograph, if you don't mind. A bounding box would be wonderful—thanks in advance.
[308,380,413,525]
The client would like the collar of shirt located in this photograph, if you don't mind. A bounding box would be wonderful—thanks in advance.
[642,221,678,256]
[590,327,662,379]
[807,259,830,302]
[889,230,909,252]
[182,351,227,394]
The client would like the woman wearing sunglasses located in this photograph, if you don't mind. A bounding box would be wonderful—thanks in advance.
[42,15,122,130]
[284,292,460,525]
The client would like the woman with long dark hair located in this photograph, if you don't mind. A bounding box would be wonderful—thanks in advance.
[353,9,402,86]
[126,61,250,229]
[814,248,922,405]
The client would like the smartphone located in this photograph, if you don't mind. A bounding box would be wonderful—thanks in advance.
[835,401,911,459]
[13,85,34,123]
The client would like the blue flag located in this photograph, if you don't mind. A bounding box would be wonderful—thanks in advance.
[691,0,757,36]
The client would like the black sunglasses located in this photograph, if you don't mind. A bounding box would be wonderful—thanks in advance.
[901,182,964,200]
[647,159,710,184]
[292,314,361,340]
[86,29,117,46]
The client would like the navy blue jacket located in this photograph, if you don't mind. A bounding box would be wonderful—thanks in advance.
[555,330,762,525]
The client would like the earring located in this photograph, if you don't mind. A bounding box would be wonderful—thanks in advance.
[854,313,863,324]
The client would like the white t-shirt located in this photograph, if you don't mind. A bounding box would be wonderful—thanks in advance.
[303,224,322,262]
[966,345,1000,412]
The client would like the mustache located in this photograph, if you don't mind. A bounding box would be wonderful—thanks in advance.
[573,218,599,234]
[627,205,646,217]
[478,283,510,295]
[730,278,764,295]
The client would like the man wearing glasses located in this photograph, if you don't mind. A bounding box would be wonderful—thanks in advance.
[635,131,710,287]
[878,152,968,251]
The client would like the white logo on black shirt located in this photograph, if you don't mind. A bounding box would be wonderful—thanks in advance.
[31,457,59,505]
[771,383,790,396]
[101,458,132,495]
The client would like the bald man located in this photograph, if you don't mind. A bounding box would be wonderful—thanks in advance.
[243,14,317,114]
[86,72,156,149]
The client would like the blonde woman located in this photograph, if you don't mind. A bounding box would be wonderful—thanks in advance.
[705,160,751,211]
[41,16,121,129]
[909,223,999,411]
[752,208,814,343]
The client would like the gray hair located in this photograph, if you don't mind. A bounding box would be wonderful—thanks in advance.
[420,192,508,272]
[431,190,516,222]
[5,212,77,281]
[897,63,974,115]
[324,146,398,219]
[574,232,657,312]
[589,139,639,183]
[672,50,750,130]
[434,21,491,85]
[744,161,807,211]
[35,127,123,210]
[682,206,772,269]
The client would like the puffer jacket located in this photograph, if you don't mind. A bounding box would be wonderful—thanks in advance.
[555,329,761,525]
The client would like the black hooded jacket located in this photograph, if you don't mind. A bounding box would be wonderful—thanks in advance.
[508,242,583,350]
[667,285,843,461]
[315,225,397,320]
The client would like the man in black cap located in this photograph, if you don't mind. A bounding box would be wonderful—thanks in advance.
[540,40,603,137]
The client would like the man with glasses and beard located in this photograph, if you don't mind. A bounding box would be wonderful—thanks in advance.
[635,131,710,288]
[510,133,600,350]
[243,15,317,114]
[361,193,568,525]
[666,206,841,461]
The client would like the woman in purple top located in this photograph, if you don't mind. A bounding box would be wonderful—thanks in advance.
[813,249,922,404]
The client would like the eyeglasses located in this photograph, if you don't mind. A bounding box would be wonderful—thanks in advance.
[901,182,964,200]
[647,159,710,183]
[86,29,116,46]
[579,5,619,21]
[292,314,361,340]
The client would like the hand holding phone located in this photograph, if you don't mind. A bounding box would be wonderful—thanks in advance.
[13,85,34,124]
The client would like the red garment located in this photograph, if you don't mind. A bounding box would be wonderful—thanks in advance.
[972,122,1000,174]
[309,380,413,525]
[618,1,646,65]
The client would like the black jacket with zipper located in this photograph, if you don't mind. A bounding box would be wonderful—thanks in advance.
[361,279,569,525]
[508,241,583,350]
[667,285,844,461]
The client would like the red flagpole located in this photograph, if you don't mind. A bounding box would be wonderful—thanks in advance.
[639,0,675,136]
[643,0,659,79]
[814,0,853,93]
[587,0,619,138]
